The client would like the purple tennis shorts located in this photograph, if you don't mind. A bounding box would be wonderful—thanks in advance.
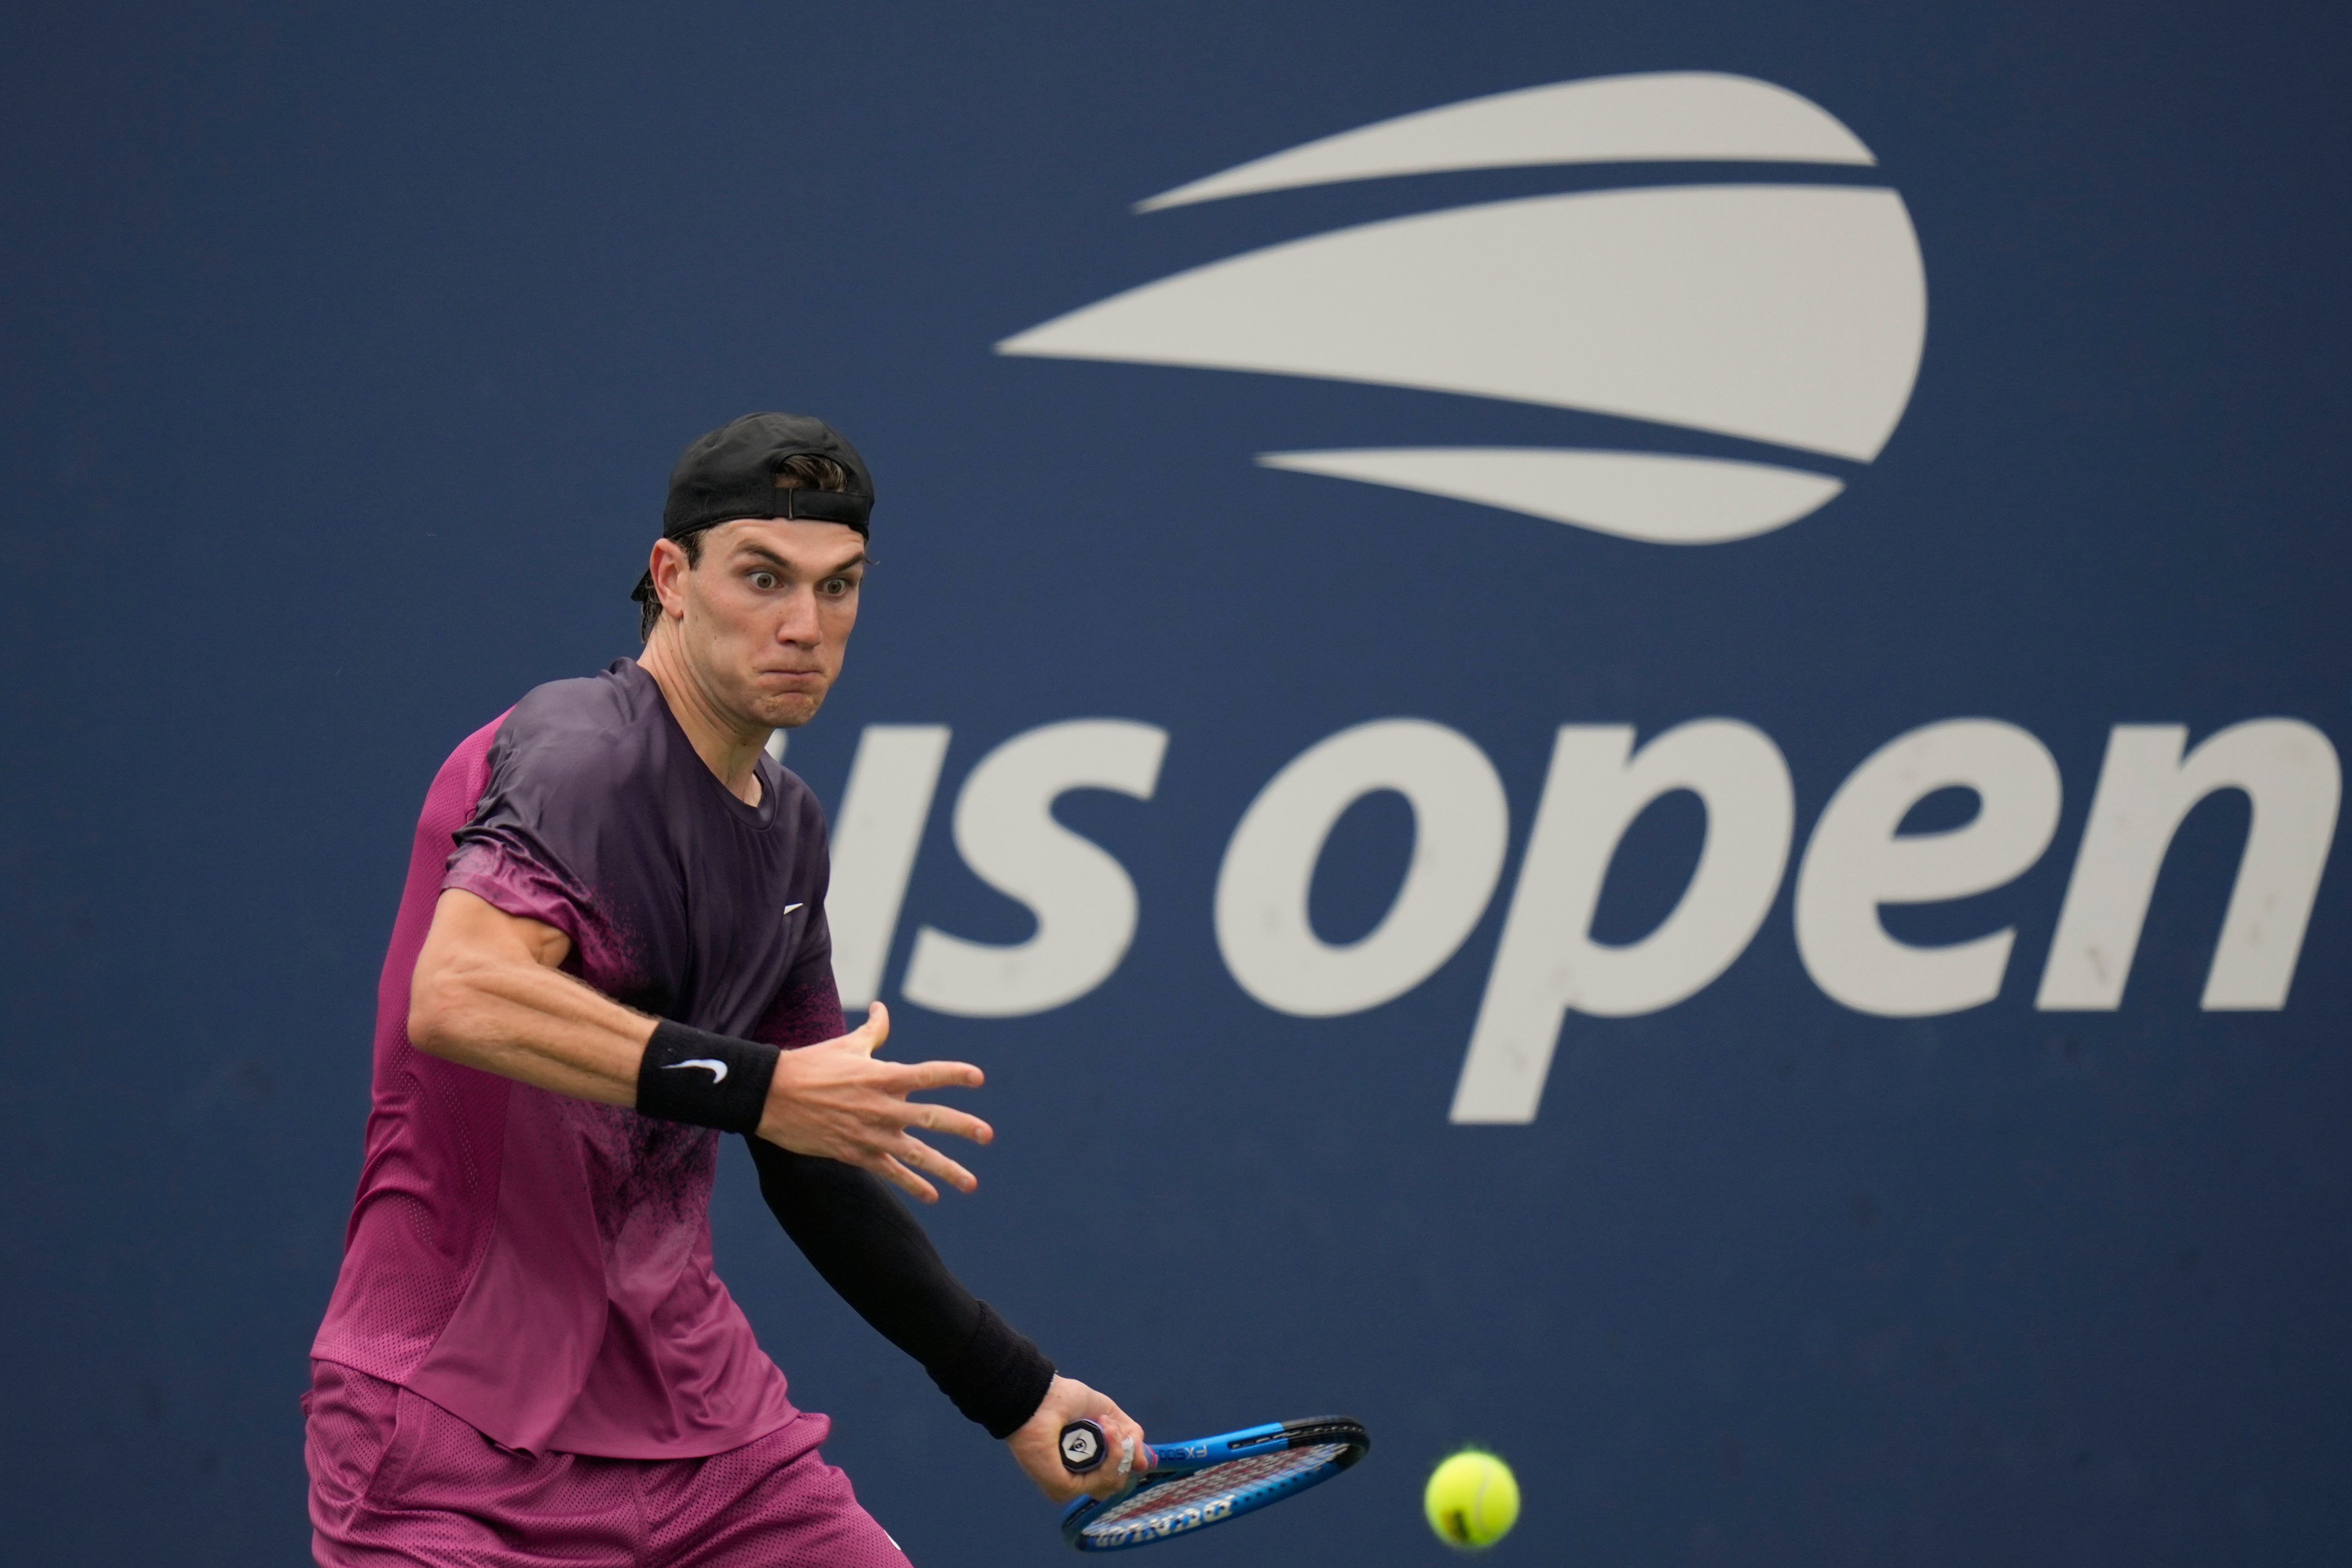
[305,1361,912,1567]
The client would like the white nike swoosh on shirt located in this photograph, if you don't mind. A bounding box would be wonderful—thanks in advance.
[664,1058,729,1084]
[783,902,804,914]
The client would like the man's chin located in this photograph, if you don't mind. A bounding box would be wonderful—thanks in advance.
[752,693,824,731]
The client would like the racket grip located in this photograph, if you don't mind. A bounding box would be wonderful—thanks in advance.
[1058,1419,1107,1473]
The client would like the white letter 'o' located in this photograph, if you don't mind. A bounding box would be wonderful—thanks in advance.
[1216,720,1509,1017]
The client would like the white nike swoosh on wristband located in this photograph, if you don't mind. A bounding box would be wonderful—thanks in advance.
[664,1058,729,1084]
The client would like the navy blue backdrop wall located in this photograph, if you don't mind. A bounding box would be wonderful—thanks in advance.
[4,3,2347,1563]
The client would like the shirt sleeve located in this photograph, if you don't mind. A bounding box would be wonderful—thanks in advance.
[440,702,614,958]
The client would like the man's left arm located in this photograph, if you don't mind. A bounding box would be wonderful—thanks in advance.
[751,826,1148,1498]
[734,870,1138,1504]
[744,1136,1147,1502]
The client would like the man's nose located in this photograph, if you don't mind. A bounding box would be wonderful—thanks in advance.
[776,587,823,644]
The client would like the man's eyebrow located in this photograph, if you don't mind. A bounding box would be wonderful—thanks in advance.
[734,543,870,575]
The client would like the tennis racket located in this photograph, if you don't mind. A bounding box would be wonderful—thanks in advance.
[1056,1415,1370,1551]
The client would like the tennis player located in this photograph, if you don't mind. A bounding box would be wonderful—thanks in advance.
[304,413,1147,1566]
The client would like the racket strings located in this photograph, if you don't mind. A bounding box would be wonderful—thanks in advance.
[1083,1442,1350,1531]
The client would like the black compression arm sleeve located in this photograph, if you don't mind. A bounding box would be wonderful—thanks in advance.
[744,1136,1057,1439]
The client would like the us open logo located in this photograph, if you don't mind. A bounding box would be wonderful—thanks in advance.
[811,76,2334,1129]
[999,72,1927,545]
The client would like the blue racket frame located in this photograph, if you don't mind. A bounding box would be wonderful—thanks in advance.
[1059,1415,1370,1551]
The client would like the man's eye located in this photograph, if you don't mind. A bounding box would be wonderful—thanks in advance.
[750,571,779,590]
[820,578,851,597]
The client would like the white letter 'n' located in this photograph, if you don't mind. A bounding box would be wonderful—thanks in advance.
[2037,720,2339,1011]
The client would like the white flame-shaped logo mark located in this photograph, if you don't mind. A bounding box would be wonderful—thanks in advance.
[998,73,1928,544]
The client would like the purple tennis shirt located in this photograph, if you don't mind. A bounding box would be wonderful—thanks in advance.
[311,660,848,1458]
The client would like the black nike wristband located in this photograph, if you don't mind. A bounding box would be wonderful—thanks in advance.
[635,1020,780,1134]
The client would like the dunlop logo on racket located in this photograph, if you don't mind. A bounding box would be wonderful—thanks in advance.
[1056,1415,1370,1551]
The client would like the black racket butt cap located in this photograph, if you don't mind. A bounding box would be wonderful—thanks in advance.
[1059,1418,1107,1473]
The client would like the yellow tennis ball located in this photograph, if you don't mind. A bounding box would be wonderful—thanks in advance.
[1423,1448,1519,1548]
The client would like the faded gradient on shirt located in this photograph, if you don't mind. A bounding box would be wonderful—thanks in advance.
[313,660,847,1458]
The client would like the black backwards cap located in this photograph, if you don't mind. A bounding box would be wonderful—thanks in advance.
[630,412,875,603]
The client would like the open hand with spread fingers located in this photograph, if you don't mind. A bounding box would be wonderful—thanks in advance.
[756,1002,993,1203]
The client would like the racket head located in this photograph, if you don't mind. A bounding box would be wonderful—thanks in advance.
[1061,1416,1369,1552]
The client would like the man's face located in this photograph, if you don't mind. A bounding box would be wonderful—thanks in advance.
[649,516,866,731]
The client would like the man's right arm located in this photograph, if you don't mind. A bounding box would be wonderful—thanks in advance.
[407,887,992,1201]
[407,886,649,1105]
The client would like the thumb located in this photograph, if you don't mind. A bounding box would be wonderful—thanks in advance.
[849,1000,890,1056]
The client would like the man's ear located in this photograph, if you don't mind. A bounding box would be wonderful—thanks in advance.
[649,537,691,619]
